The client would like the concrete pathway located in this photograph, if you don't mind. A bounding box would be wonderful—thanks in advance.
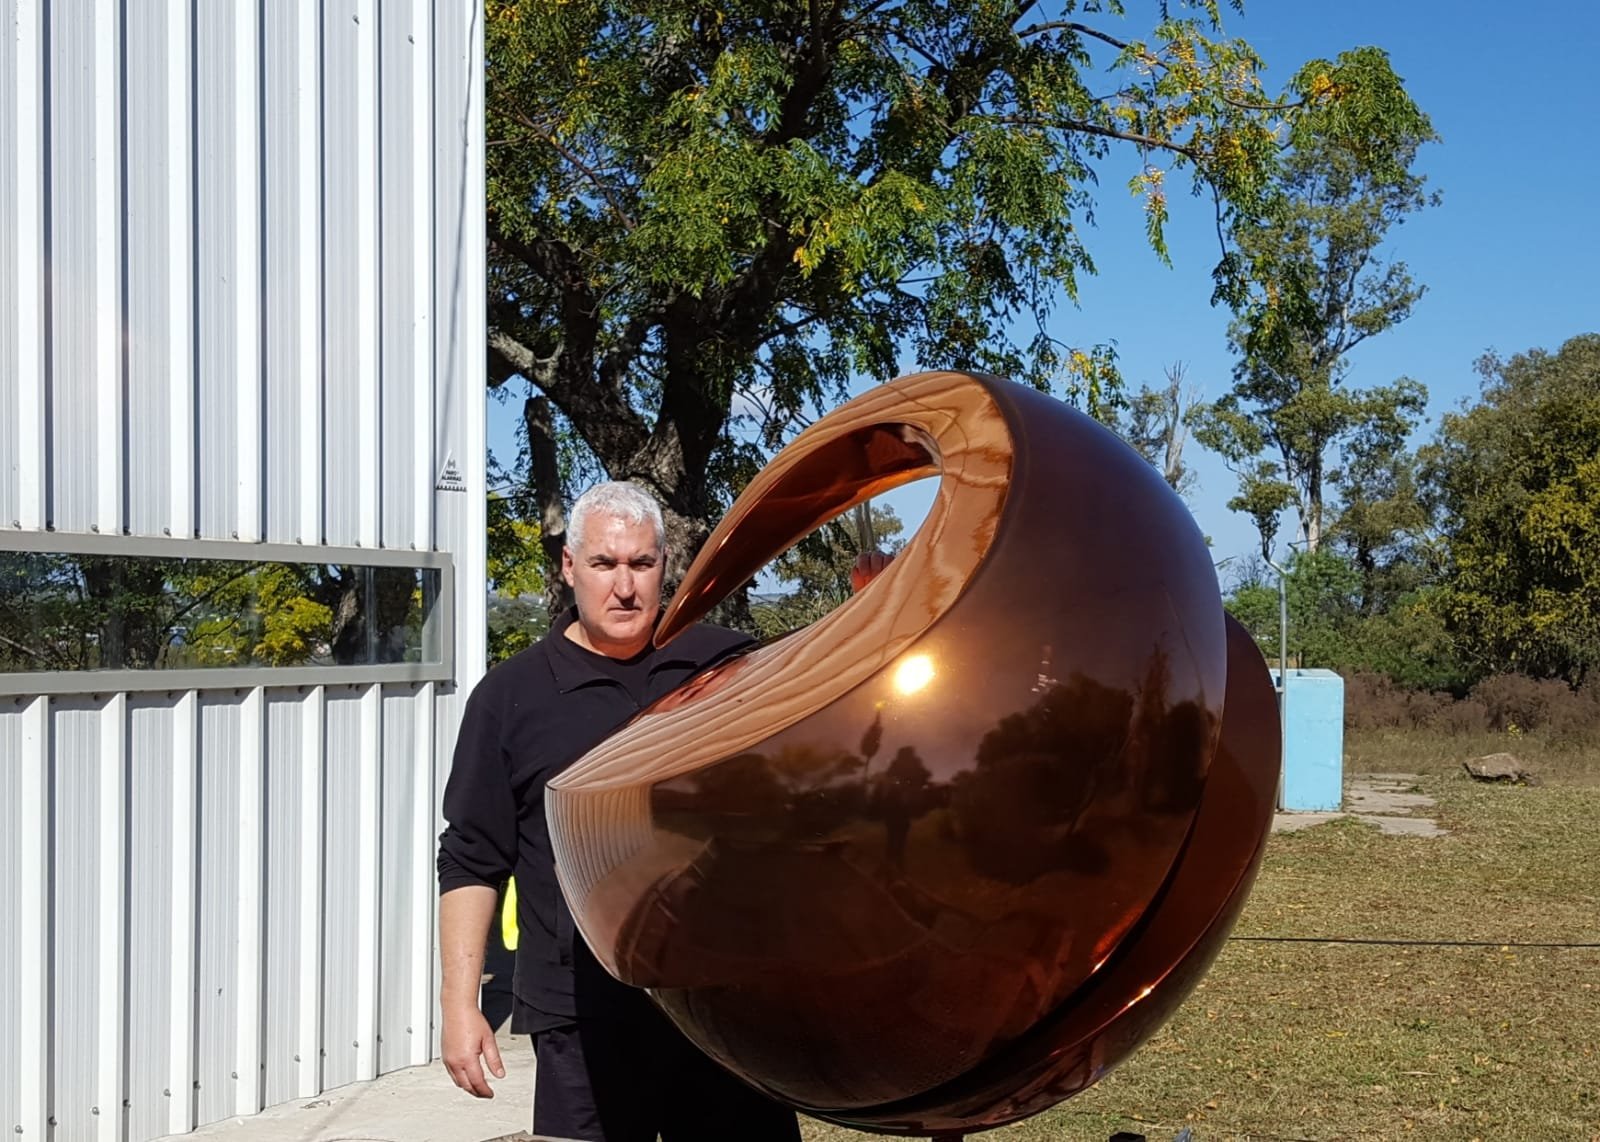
[156,1027,538,1142]
[1272,772,1446,837]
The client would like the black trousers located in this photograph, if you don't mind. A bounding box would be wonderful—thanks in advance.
[531,1005,803,1142]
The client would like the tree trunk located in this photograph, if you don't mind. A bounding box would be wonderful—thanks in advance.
[1306,489,1323,554]
[656,491,753,634]
[1159,364,1192,493]
[80,557,168,668]
[1302,451,1324,554]
[524,394,575,617]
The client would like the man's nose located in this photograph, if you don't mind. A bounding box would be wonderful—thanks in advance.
[614,566,636,597]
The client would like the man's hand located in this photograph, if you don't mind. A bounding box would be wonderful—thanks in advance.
[851,550,894,593]
[438,885,502,1097]
[441,1005,505,1098]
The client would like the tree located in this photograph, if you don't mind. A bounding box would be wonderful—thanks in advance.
[486,491,549,662]
[1223,545,1466,691]
[1326,443,1428,616]
[1105,361,1201,497]
[1423,335,1600,684]
[485,0,1429,607]
[751,503,904,638]
[1225,546,1358,668]
[1195,48,1436,554]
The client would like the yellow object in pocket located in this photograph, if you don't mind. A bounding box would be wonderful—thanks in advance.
[500,877,519,951]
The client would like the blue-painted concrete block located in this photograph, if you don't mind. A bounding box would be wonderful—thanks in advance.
[1271,668,1345,812]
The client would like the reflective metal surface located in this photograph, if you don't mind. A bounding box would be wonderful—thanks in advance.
[547,371,1281,1134]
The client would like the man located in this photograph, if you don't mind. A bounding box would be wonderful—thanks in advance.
[436,481,803,1141]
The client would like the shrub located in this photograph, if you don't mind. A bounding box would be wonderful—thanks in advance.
[1470,674,1578,734]
[1435,697,1488,736]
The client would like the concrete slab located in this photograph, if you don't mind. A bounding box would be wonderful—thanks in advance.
[158,1031,534,1142]
[1271,774,1446,837]
[1354,813,1447,838]
[1271,811,1344,833]
[1344,786,1435,815]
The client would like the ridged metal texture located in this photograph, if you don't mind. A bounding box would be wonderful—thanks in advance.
[0,2,487,1139]
[0,681,472,1142]
[549,371,1281,1135]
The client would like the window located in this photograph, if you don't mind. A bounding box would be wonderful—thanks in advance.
[0,535,452,692]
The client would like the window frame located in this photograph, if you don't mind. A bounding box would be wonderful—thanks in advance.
[0,530,455,695]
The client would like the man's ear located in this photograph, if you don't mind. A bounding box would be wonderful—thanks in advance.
[561,546,575,587]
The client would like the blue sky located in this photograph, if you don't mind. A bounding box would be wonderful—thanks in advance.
[1052,0,1600,571]
[488,1,1600,579]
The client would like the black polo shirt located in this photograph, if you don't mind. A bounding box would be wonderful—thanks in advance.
[436,608,754,1030]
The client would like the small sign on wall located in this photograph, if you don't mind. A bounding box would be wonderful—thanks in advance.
[435,452,468,494]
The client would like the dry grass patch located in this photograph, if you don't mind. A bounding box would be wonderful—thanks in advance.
[1347,727,1600,787]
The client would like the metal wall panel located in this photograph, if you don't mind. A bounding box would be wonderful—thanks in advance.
[430,685,463,1056]
[7,0,487,557]
[0,701,23,1139]
[320,686,363,1090]
[262,693,306,1109]
[7,695,50,1142]
[1,0,46,532]
[431,0,489,680]
[262,2,322,548]
[165,692,200,1139]
[125,699,177,1142]
[378,684,433,1072]
[49,700,104,1142]
[194,696,242,1127]
[122,3,190,539]
[193,1,257,542]
[377,0,432,552]
[320,0,379,549]
[45,0,121,535]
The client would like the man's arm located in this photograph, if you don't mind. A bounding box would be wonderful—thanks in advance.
[439,885,505,1098]
[436,678,518,1098]
[851,550,893,593]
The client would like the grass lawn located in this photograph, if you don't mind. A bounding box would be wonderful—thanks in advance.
[800,731,1600,1141]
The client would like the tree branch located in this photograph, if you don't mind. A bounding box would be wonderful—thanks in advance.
[503,109,637,230]
[1017,20,1142,58]
[489,327,652,466]
[987,114,1202,160]
[598,307,663,393]
[487,222,582,289]
[488,326,560,388]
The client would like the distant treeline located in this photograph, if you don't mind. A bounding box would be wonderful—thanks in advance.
[1222,334,1600,698]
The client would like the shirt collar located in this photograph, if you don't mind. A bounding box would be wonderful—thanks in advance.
[543,607,704,694]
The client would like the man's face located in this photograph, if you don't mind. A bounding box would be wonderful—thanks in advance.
[562,514,665,657]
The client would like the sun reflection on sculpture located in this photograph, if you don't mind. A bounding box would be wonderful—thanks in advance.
[892,653,935,696]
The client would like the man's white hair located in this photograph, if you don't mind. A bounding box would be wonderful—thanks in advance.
[568,481,666,552]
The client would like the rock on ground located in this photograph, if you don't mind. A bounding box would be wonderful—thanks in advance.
[1463,752,1540,785]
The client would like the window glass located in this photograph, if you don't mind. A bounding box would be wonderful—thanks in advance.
[0,553,441,672]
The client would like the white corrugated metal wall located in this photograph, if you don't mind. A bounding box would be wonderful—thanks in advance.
[0,2,487,1140]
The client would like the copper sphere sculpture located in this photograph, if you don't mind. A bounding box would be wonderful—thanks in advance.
[547,371,1280,1135]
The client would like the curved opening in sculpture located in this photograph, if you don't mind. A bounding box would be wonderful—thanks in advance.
[658,421,941,645]
[560,373,1015,797]
[742,470,941,643]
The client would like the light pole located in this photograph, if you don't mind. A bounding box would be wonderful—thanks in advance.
[1263,539,1302,809]
[1263,548,1289,691]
